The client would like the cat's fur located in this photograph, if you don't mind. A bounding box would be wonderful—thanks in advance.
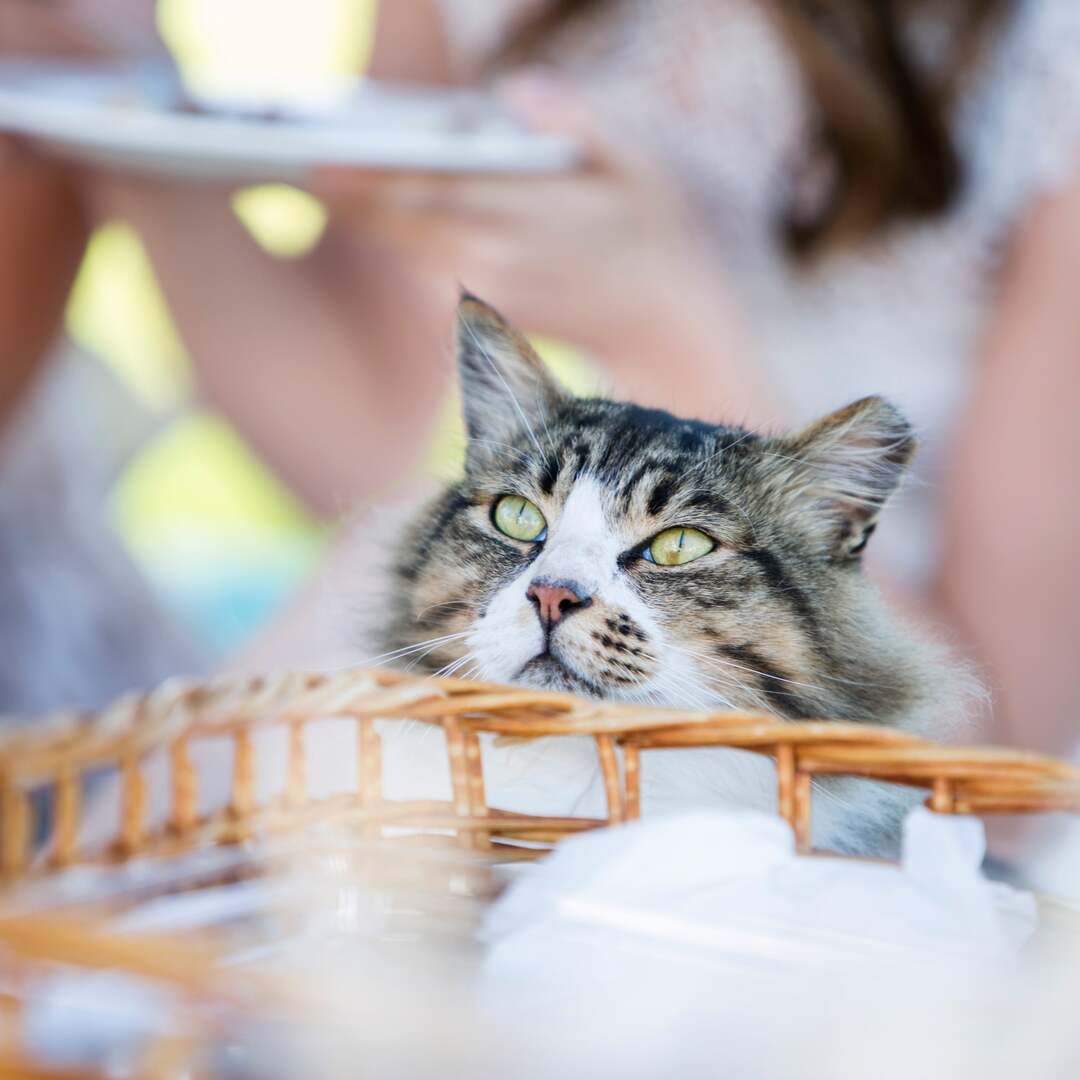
[370,294,969,855]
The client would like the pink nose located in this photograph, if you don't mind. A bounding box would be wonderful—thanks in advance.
[526,580,589,629]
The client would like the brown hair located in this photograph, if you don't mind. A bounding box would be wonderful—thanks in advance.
[498,0,1013,260]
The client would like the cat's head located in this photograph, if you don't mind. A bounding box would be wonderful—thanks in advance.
[385,294,926,722]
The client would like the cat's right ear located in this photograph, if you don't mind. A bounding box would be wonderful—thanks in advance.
[774,396,916,560]
[456,291,564,460]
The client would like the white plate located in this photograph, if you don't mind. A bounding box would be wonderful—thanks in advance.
[0,61,581,181]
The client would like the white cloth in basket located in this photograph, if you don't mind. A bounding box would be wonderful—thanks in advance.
[479,808,1046,1079]
[484,807,1037,973]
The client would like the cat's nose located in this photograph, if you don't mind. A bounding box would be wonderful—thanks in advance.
[526,579,591,629]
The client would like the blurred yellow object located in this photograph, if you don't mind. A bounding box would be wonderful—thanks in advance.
[66,223,192,410]
[536,335,604,397]
[112,411,316,535]
[158,0,375,102]
[111,412,324,650]
[232,184,328,257]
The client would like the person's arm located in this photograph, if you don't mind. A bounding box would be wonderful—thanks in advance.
[0,0,159,437]
[365,0,455,84]
[935,175,1080,758]
[0,153,88,437]
[87,3,463,515]
[93,178,455,515]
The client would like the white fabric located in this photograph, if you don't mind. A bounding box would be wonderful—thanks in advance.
[477,808,1053,1078]
[435,0,1080,587]
[24,972,179,1072]
[483,808,1038,978]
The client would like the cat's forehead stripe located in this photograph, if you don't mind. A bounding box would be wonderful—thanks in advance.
[646,477,677,516]
[537,455,560,496]
[682,490,731,513]
[518,402,766,513]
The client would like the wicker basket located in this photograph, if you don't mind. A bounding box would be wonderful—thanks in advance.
[0,667,1076,1077]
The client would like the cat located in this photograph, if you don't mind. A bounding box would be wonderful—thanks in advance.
[368,293,970,856]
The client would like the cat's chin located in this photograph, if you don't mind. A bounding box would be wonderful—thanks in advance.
[513,654,609,699]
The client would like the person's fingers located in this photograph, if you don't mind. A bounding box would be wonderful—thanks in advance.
[496,68,630,170]
[315,165,603,230]
[308,166,402,214]
[0,2,165,60]
[354,205,480,253]
[355,207,520,279]
[62,8,167,59]
[0,7,111,59]
[313,167,505,216]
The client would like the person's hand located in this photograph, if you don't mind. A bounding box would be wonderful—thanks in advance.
[0,0,170,185]
[310,72,724,351]
[0,0,164,61]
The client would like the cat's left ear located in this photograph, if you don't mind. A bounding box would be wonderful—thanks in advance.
[774,396,916,559]
[456,291,565,461]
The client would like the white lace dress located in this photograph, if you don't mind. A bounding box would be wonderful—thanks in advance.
[436,0,1080,590]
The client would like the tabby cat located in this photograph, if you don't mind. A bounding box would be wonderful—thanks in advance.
[373,293,967,855]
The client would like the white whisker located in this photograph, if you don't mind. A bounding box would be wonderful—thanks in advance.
[674,640,892,695]
[684,429,758,481]
[469,438,536,465]
[357,631,472,670]
[434,652,477,680]
[414,599,476,622]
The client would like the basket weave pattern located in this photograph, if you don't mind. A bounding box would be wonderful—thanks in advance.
[1,667,1078,879]
[0,669,1077,1078]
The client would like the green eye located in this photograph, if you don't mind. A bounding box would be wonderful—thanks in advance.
[493,495,548,542]
[644,527,714,566]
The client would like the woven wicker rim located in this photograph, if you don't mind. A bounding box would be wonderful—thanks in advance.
[0,667,1075,879]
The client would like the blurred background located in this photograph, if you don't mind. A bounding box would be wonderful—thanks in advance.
[73,1,367,655]
[31,0,589,662]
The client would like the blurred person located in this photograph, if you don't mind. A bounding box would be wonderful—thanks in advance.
[0,0,204,714]
[103,1,1078,873]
